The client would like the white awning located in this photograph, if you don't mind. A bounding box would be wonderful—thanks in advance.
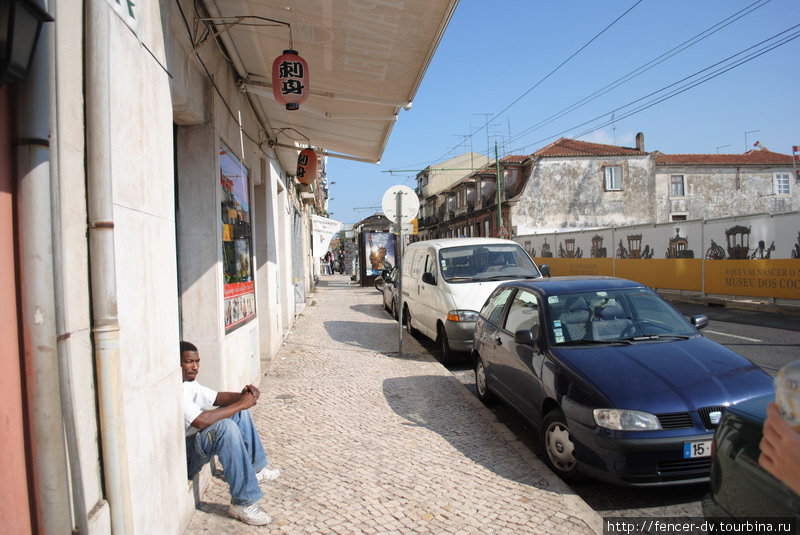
[204,0,459,171]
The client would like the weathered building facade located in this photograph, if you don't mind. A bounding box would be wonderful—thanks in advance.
[511,136,653,235]
[654,151,797,222]
[418,135,797,243]
[416,152,489,240]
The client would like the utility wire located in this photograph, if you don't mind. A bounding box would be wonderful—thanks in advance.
[506,0,773,148]
[509,24,800,154]
[426,0,646,166]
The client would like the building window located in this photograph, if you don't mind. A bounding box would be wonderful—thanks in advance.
[774,172,790,195]
[484,220,490,237]
[604,166,623,191]
[671,214,687,221]
[670,175,685,197]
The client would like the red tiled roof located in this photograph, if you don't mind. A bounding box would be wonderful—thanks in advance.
[655,150,793,166]
[533,137,645,157]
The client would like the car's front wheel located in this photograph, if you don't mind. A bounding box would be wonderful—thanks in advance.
[404,306,419,337]
[474,356,495,404]
[437,324,456,365]
[540,408,581,482]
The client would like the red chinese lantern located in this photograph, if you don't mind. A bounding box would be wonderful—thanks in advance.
[296,148,318,185]
[272,50,309,111]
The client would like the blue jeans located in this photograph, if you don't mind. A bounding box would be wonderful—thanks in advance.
[186,409,268,506]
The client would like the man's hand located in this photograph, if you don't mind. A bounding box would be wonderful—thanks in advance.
[241,384,260,401]
[238,390,257,409]
[759,402,800,495]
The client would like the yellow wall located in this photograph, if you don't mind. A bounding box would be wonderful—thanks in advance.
[615,259,702,292]
[534,257,799,299]
[705,260,800,299]
[534,257,613,277]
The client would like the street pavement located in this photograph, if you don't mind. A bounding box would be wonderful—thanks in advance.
[182,274,602,534]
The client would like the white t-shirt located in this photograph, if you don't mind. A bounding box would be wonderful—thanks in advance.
[183,380,218,437]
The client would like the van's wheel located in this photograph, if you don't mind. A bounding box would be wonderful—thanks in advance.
[540,408,582,483]
[474,355,495,404]
[437,324,456,365]
[403,306,419,337]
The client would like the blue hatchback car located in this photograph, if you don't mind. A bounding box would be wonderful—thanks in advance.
[472,277,774,486]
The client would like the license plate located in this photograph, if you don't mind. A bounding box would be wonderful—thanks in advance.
[683,440,712,458]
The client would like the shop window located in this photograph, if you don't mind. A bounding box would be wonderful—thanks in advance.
[604,166,623,191]
[670,175,685,197]
[220,146,255,333]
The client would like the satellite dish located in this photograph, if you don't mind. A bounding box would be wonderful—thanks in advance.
[381,185,419,224]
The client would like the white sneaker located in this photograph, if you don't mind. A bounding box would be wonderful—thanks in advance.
[256,466,281,483]
[229,503,272,526]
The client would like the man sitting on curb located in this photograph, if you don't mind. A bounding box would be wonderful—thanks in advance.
[181,341,280,526]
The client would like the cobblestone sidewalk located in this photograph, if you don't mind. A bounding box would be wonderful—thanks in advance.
[183,276,602,534]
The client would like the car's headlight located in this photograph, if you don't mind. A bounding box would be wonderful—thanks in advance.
[593,409,662,431]
[447,310,479,322]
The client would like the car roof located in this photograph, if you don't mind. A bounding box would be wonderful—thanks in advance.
[498,276,647,297]
[407,237,521,249]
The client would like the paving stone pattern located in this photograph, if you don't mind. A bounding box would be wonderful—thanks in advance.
[183,276,601,534]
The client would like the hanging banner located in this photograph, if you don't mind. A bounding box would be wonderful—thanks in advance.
[311,215,344,259]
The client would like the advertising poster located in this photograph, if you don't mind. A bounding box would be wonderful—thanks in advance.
[220,146,256,332]
[365,232,395,275]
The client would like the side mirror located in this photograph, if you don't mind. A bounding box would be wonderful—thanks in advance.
[421,272,436,285]
[514,325,542,353]
[539,264,551,278]
[691,314,709,330]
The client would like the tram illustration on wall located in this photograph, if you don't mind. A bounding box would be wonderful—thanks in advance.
[665,228,694,258]
[616,234,654,259]
[793,232,800,259]
[540,239,553,258]
[705,225,777,260]
[558,238,583,258]
[590,235,608,258]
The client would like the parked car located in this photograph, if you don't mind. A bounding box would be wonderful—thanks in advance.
[472,276,774,486]
[401,238,544,364]
[702,394,800,518]
[381,267,400,319]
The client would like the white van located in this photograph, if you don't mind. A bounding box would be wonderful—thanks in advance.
[401,237,546,364]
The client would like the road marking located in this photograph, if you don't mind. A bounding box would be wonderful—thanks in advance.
[705,329,762,342]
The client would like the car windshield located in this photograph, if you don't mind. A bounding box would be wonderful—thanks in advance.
[546,288,697,345]
[438,243,540,283]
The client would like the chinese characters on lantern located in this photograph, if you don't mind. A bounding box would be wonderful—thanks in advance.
[272,50,309,110]
[296,148,318,185]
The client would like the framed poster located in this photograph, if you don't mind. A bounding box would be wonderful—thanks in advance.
[220,146,255,333]
[365,232,396,275]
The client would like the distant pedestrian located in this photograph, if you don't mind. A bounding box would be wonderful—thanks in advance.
[181,341,280,526]
[326,250,335,274]
[338,250,345,274]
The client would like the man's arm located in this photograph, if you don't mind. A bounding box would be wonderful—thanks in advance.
[189,391,256,431]
[214,384,260,407]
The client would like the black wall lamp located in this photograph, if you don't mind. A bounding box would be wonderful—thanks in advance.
[0,0,54,87]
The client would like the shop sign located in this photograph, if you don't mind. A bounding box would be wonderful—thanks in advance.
[296,148,318,185]
[272,50,309,111]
